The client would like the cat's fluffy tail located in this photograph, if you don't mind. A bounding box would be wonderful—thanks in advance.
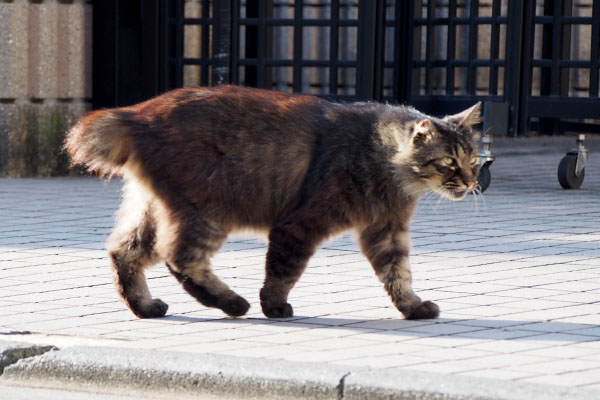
[65,109,138,178]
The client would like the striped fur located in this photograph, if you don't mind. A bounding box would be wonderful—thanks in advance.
[65,85,480,320]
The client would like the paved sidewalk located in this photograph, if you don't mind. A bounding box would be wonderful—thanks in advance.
[1,136,600,399]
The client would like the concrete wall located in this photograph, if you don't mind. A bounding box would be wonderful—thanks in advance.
[0,0,92,177]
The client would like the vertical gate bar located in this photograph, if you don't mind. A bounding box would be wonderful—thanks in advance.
[212,0,232,85]
[555,0,572,133]
[518,0,535,136]
[92,0,118,108]
[373,0,386,101]
[201,0,210,85]
[446,0,456,95]
[393,0,406,102]
[392,0,400,101]
[424,0,433,94]
[245,0,258,87]
[293,1,302,93]
[357,0,377,99]
[231,0,240,85]
[141,0,158,99]
[550,0,561,96]
[466,0,479,95]
[395,0,416,102]
[175,0,184,88]
[538,0,555,134]
[158,0,170,92]
[557,0,569,133]
[256,0,266,88]
[504,0,525,135]
[560,0,572,97]
[410,0,421,98]
[264,1,273,88]
[489,0,501,95]
[329,0,339,95]
[392,0,401,101]
[540,0,552,97]
[590,0,600,96]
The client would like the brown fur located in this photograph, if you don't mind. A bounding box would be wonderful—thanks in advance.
[65,85,481,320]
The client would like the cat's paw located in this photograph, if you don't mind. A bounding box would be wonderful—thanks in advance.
[222,295,251,317]
[262,302,294,318]
[404,300,439,320]
[134,298,169,319]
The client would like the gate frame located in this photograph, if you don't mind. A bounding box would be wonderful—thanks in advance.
[93,0,600,137]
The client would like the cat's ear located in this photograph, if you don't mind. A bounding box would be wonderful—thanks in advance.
[445,102,482,130]
[413,119,436,144]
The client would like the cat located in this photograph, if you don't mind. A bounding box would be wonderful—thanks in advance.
[65,85,481,320]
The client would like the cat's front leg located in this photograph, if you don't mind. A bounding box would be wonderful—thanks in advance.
[359,224,439,320]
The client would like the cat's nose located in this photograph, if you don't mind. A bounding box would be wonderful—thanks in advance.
[465,180,476,190]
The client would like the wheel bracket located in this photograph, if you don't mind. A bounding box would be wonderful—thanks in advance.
[480,133,495,168]
[568,134,588,177]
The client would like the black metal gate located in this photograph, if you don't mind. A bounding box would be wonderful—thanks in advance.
[403,0,522,136]
[521,0,600,135]
[93,0,600,136]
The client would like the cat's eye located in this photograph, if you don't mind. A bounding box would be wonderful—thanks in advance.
[470,156,480,165]
[443,157,455,166]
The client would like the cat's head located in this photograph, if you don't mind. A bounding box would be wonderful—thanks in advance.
[406,103,482,200]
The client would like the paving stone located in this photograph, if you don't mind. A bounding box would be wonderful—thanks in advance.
[1,138,600,398]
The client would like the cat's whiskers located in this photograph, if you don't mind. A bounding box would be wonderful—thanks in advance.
[467,186,487,214]
[416,190,437,207]
[434,195,445,211]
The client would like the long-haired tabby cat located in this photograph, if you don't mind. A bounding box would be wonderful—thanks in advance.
[65,85,481,320]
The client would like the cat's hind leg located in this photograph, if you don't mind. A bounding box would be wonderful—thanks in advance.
[108,205,167,318]
[163,224,250,317]
[166,262,249,317]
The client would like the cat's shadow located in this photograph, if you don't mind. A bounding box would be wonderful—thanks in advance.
[161,314,595,343]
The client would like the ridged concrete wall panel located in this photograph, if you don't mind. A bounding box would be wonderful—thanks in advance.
[57,1,92,99]
[28,1,59,99]
[7,101,89,177]
[0,104,16,175]
[0,2,28,99]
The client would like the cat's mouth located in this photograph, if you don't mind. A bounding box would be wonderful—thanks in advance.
[448,188,468,200]
[434,184,471,200]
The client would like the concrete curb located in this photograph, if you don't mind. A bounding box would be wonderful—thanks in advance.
[1,343,598,400]
[0,341,56,374]
[343,368,597,400]
[1,345,346,400]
